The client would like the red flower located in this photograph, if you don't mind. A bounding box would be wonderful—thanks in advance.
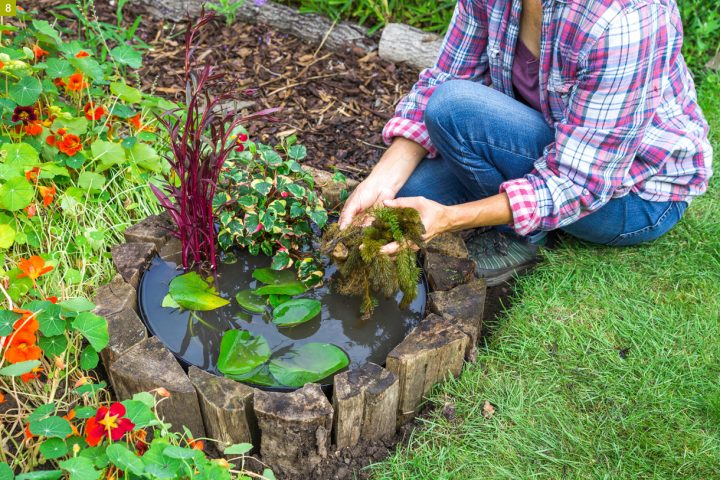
[25,167,40,182]
[46,135,56,146]
[17,256,53,281]
[4,330,41,364]
[53,78,66,88]
[46,296,58,304]
[189,438,204,451]
[25,203,36,218]
[38,185,56,207]
[280,191,289,198]
[32,44,49,59]
[12,106,37,125]
[128,112,146,132]
[23,122,43,136]
[84,403,135,446]
[83,102,107,121]
[75,50,90,58]
[21,366,43,383]
[235,144,245,152]
[57,133,82,156]
[66,73,87,92]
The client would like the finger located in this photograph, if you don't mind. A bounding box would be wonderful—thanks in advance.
[383,197,422,209]
[338,202,360,230]
[380,241,400,255]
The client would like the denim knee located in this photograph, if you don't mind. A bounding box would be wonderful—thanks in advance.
[424,80,477,141]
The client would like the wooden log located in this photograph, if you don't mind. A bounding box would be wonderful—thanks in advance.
[424,251,476,292]
[123,212,174,250]
[99,308,147,371]
[129,0,375,53]
[111,242,156,289]
[110,337,206,438]
[386,314,468,424]
[333,363,398,449]
[304,166,359,208]
[428,279,487,359]
[254,384,333,476]
[188,367,259,452]
[378,23,443,70]
[425,232,469,259]
[93,274,138,318]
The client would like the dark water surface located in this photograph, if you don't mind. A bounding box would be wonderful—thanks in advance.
[138,250,426,384]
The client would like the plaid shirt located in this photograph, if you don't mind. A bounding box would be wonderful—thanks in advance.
[383,0,713,234]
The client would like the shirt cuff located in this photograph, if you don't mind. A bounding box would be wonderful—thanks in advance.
[499,178,541,236]
[382,117,438,158]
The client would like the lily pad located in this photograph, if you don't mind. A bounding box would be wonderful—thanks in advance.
[226,364,281,387]
[269,343,349,387]
[252,267,307,296]
[268,294,292,309]
[167,272,229,311]
[272,299,322,327]
[235,290,266,313]
[217,330,271,377]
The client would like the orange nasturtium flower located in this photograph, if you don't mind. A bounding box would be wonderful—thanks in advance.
[84,102,107,121]
[25,167,40,182]
[75,50,90,58]
[38,185,56,207]
[32,44,49,59]
[53,77,66,88]
[4,329,42,364]
[57,133,83,156]
[21,366,43,383]
[17,256,53,281]
[66,73,87,92]
[128,113,143,131]
[24,121,43,136]
[85,403,135,446]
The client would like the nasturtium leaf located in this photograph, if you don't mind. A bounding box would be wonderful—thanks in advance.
[106,443,145,475]
[162,446,200,460]
[30,415,72,438]
[223,443,253,455]
[252,268,306,296]
[0,177,34,211]
[28,403,56,423]
[77,172,106,192]
[40,437,68,460]
[217,330,271,377]
[37,303,65,337]
[235,290,266,313]
[269,343,349,388]
[59,456,100,480]
[9,76,42,106]
[3,143,39,168]
[15,470,63,480]
[268,294,291,309]
[79,345,99,369]
[45,58,74,78]
[0,360,41,377]
[0,309,21,336]
[0,462,13,480]
[168,272,229,311]
[120,399,156,428]
[110,45,142,69]
[71,312,109,351]
[262,469,277,480]
[91,140,125,172]
[0,225,15,249]
[272,299,321,327]
[73,406,96,419]
[59,297,95,312]
[127,143,162,172]
[70,57,103,81]
[110,81,142,103]
[38,335,68,358]
[31,20,63,45]
[38,163,70,178]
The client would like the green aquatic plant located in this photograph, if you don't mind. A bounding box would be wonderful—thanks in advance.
[321,206,424,319]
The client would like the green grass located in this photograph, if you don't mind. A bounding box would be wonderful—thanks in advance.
[368,73,720,478]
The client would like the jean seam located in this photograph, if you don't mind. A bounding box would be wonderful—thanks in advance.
[606,202,676,246]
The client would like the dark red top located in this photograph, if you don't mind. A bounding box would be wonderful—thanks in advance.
[512,39,541,112]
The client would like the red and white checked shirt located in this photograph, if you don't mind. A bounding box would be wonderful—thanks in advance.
[383,0,713,234]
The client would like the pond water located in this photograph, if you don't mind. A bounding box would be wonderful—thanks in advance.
[138,249,426,388]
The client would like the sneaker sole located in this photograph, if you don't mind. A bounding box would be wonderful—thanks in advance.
[476,260,538,287]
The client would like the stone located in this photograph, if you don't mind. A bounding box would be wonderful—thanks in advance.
[110,337,206,438]
[428,279,487,357]
[378,23,443,70]
[123,213,174,250]
[111,242,156,288]
[93,274,138,317]
[304,166,359,208]
[254,384,333,476]
[159,238,182,263]
[333,363,399,449]
[425,232,469,259]
[424,252,476,291]
[386,314,469,424]
[99,308,147,371]
[188,367,259,452]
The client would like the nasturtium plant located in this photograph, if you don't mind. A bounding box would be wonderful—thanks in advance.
[164,272,229,311]
[269,343,349,388]
[217,329,271,377]
[272,298,321,327]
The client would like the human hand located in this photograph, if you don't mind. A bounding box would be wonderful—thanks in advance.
[338,178,396,229]
[379,196,451,254]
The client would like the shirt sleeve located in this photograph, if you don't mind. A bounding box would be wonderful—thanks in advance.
[382,0,490,157]
[500,4,671,235]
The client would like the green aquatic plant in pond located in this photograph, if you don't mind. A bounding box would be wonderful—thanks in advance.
[321,207,424,319]
[162,272,229,311]
[217,330,271,377]
[269,343,349,388]
[272,298,322,327]
[235,289,266,313]
[252,267,307,296]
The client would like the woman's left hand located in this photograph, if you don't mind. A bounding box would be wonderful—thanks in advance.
[380,196,451,254]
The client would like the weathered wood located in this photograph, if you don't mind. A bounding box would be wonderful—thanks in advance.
[305,166,359,207]
[254,384,333,476]
[188,367,258,452]
[129,0,375,53]
[111,242,156,289]
[386,313,468,424]
[424,251,476,291]
[123,212,173,250]
[379,23,443,70]
[93,274,138,317]
[99,307,147,371]
[110,337,206,438]
[333,363,398,449]
[425,232,469,259]
[429,279,487,358]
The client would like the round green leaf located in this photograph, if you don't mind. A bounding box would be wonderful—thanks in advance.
[235,289,266,313]
[252,268,307,296]
[217,330,270,377]
[38,335,68,358]
[45,58,74,78]
[15,471,63,480]
[168,272,229,311]
[120,399,156,428]
[71,312,109,351]
[77,172,106,191]
[9,76,42,107]
[0,177,34,211]
[110,81,142,103]
[40,438,69,460]
[223,443,252,455]
[269,343,349,388]
[59,456,100,480]
[91,140,125,172]
[106,443,145,475]
[272,299,321,327]
[79,345,99,369]
[30,416,72,438]
[3,143,39,169]
[162,445,200,460]
[110,45,142,69]
[0,310,21,336]
[0,224,16,249]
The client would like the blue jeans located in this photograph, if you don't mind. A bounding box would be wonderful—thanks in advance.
[397,80,687,246]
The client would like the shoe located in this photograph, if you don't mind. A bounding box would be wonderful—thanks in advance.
[465,228,542,286]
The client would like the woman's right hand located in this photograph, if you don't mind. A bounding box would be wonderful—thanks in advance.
[338,178,396,229]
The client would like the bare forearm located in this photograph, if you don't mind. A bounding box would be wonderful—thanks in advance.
[444,193,514,232]
[367,137,426,193]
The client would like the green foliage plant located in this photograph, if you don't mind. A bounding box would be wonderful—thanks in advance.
[322,206,423,319]
[207,0,247,26]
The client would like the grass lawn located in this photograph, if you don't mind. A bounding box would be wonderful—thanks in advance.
[369,75,720,479]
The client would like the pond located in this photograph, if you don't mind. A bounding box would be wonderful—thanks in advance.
[138,249,427,390]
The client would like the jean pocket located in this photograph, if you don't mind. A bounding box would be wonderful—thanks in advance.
[607,202,687,247]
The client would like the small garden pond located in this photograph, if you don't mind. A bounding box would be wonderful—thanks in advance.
[138,249,427,390]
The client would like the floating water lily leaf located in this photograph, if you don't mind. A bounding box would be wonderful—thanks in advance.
[268,294,292,309]
[272,299,321,327]
[252,267,306,296]
[161,294,180,309]
[168,272,229,311]
[217,330,271,377]
[269,343,349,387]
[235,290,266,313]
[226,364,281,387]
